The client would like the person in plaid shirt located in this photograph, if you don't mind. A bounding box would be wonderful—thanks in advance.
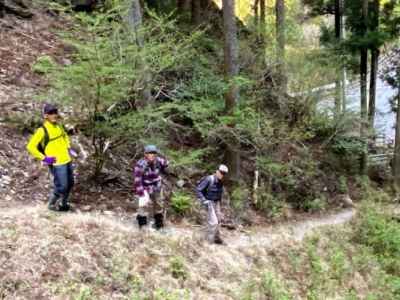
[134,145,169,229]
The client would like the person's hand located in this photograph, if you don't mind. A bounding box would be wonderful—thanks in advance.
[68,148,78,158]
[138,192,150,207]
[202,200,211,207]
[43,156,56,165]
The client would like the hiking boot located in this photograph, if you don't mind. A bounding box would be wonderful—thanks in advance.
[154,213,164,230]
[136,215,147,229]
[48,204,58,211]
[214,235,225,245]
[213,231,225,245]
[58,204,70,212]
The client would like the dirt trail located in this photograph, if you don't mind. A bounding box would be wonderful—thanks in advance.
[0,204,356,250]
[226,209,355,249]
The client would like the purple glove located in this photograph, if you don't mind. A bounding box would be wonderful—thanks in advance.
[68,148,78,158]
[43,156,56,165]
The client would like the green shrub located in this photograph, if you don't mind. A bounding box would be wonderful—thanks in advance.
[32,55,57,74]
[256,190,285,219]
[231,183,250,213]
[240,272,292,300]
[75,286,92,300]
[338,175,349,194]
[45,6,203,176]
[168,256,188,280]
[170,192,192,216]
[302,195,327,212]
[356,202,400,276]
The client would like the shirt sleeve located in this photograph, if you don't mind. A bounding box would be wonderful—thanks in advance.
[195,176,210,202]
[26,128,46,161]
[133,163,145,197]
[158,157,169,173]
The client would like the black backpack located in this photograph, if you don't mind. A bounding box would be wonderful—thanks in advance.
[37,125,66,155]
[37,126,49,155]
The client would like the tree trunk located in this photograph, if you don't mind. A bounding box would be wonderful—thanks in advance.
[177,0,191,14]
[340,4,347,112]
[393,93,400,189]
[223,0,239,114]
[191,0,201,25]
[0,0,4,17]
[368,0,380,132]
[127,0,152,107]
[259,0,266,45]
[334,0,343,115]
[177,0,185,12]
[223,0,240,180]
[341,66,347,112]
[369,48,379,128]
[359,0,368,175]
[275,0,287,93]
[253,0,259,27]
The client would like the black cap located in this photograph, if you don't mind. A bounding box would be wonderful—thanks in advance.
[43,103,58,115]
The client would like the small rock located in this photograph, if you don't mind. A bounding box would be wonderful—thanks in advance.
[341,194,354,208]
[82,205,91,211]
[1,175,11,184]
[176,179,185,188]
[103,210,114,216]
[62,58,72,66]
[5,195,12,201]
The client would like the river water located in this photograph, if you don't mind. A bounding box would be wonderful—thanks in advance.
[317,77,397,142]
[345,77,397,141]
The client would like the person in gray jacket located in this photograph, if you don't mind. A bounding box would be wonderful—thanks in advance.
[196,164,228,244]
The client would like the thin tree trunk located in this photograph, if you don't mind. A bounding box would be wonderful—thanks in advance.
[177,0,185,12]
[334,0,343,115]
[341,7,347,112]
[259,0,266,45]
[368,0,380,132]
[223,0,239,114]
[191,0,201,25]
[369,48,379,128]
[341,67,347,111]
[254,0,259,27]
[275,0,287,93]
[360,0,369,175]
[0,0,4,18]
[393,93,400,189]
[177,0,191,15]
[128,0,152,107]
[223,0,240,180]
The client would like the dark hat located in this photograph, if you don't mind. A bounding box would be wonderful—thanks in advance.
[43,103,58,115]
[144,145,158,154]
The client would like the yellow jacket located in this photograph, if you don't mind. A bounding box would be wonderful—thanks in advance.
[26,121,71,166]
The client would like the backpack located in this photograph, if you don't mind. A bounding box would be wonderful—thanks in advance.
[37,126,49,155]
[37,125,66,155]
[197,175,215,195]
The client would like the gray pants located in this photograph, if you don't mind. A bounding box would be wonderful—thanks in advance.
[137,189,164,217]
[206,201,221,241]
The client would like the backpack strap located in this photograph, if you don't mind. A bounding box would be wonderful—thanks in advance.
[39,124,66,154]
[39,125,49,153]
[200,175,214,193]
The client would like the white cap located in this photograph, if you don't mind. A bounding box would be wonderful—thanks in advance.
[218,164,229,173]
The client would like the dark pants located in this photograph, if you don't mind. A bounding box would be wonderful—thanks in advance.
[49,163,74,207]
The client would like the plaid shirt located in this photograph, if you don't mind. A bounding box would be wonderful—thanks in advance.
[133,157,168,197]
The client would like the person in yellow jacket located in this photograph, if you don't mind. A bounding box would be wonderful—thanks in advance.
[27,104,76,211]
